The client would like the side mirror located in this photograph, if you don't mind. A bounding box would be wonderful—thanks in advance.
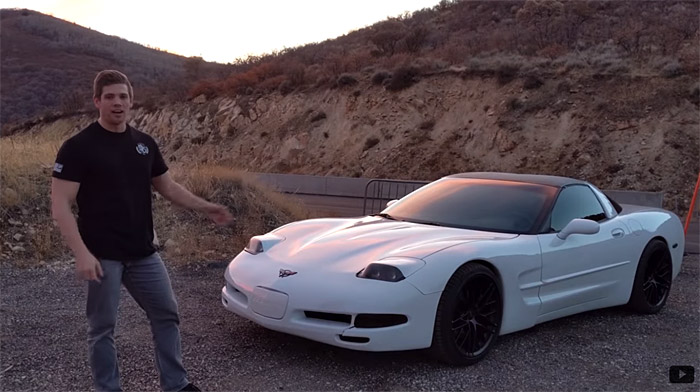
[557,218,600,240]
[386,199,399,208]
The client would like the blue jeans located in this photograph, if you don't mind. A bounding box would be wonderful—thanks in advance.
[86,252,189,392]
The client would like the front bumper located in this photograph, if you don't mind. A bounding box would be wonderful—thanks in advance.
[220,252,441,352]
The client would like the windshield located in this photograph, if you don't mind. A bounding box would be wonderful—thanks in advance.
[382,178,558,234]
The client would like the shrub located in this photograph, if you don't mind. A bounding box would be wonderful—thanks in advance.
[536,43,567,59]
[434,42,470,65]
[552,55,586,73]
[60,89,86,114]
[139,95,158,112]
[371,70,392,85]
[403,25,429,53]
[278,80,293,95]
[284,62,306,87]
[605,63,630,76]
[189,80,218,99]
[661,60,683,78]
[496,63,520,84]
[411,57,449,73]
[370,20,406,56]
[336,73,358,87]
[378,52,413,70]
[257,74,287,92]
[523,75,543,89]
[385,66,419,91]
[341,50,375,73]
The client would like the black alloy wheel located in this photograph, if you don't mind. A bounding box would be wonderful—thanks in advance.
[641,245,672,307]
[628,239,673,314]
[431,263,502,365]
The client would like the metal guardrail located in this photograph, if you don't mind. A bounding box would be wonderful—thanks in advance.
[362,179,429,215]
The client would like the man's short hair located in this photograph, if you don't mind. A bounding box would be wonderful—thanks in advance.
[93,70,133,101]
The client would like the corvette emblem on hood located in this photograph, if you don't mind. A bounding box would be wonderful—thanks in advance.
[279,269,298,278]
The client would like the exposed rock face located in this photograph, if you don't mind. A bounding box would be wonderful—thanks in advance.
[19,72,700,214]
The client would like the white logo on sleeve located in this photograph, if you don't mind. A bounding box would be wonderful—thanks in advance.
[53,163,63,173]
[136,143,149,155]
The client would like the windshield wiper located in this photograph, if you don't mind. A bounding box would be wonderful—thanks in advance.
[373,213,398,221]
[417,221,444,227]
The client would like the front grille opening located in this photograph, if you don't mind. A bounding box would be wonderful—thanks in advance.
[304,311,352,324]
[339,335,370,343]
[354,314,408,328]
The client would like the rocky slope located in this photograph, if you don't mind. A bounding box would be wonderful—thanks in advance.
[18,69,700,215]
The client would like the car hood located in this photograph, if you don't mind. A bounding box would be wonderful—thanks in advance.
[264,216,517,269]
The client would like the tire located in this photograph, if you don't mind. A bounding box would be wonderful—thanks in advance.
[627,239,673,314]
[430,263,502,366]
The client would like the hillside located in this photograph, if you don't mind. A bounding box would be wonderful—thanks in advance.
[15,67,699,213]
[1,0,699,262]
[0,8,230,127]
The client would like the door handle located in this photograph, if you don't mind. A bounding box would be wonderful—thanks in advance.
[611,228,625,238]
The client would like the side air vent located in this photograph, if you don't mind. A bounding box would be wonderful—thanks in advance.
[339,336,370,343]
[354,314,408,328]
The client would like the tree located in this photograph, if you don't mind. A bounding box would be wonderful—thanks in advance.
[184,56,204,81]
[516,0,565,50]
[561,1,594,49]
[404,25,429,53]
[370,20,406,56]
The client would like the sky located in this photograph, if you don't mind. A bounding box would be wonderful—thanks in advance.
[3,0,443,63]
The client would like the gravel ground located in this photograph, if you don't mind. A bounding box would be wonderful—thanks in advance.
[1,254,698,392]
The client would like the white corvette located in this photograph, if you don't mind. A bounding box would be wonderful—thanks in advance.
[221,172,685,365]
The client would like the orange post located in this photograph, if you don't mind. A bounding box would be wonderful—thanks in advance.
[684,172,700,235]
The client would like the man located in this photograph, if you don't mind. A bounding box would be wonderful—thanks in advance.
[51,70,232,392]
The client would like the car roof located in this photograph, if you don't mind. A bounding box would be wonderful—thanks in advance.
[445,172,589,188]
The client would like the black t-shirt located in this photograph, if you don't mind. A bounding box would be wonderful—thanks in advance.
[52,122,168,260]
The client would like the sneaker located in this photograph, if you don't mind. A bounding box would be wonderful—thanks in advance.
[179,383,201,392]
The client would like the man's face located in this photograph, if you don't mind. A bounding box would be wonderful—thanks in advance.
[94,83,132,127]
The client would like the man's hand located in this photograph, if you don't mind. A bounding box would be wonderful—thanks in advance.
[203,203,235,226]
[76,251,104,282]
[153,173,235,226]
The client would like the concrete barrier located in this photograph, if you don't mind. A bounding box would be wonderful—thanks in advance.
[253,173,371,198]
[604,190,664,208]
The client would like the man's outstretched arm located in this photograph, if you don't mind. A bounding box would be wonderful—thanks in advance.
[152,172,234,225]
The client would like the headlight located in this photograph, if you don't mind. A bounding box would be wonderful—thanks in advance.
[356,257,426,282]
[357,263,405,282]
[244,233,285,255]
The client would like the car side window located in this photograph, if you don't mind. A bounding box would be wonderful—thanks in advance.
[550,185,607,232]
[588,184,618,218]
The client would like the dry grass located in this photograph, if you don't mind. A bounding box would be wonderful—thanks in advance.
[0,125,70,263]
[154,165,313,265]
[0,128,64,209]
[29,221,64,261]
